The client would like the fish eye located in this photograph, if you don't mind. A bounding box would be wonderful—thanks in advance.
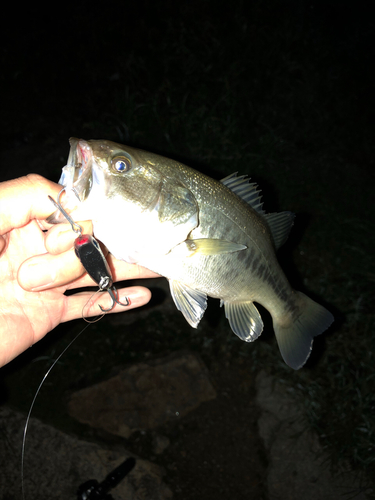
[111,155,132,173]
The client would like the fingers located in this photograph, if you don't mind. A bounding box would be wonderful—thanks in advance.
[42,216,161,283]
[61,286,152,322]
[18,248,86,291]
[18,209,160,291]
[0,174,61,235]
[18,243,160,292]
[44,221,94,254]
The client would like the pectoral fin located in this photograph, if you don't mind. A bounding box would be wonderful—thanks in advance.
[169,280,207,328]
[170,239,247,258]
[221,300,264,342]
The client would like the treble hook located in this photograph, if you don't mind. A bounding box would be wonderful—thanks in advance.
[99,285,130,312]
[48,190,130,314]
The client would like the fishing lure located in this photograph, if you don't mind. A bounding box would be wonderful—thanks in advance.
[48,188,129,313]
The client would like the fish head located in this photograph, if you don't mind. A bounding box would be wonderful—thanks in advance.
[47,138,199,262]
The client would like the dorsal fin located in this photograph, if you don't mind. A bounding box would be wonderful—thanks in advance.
[221,172,265,215]
[221,172,294,250]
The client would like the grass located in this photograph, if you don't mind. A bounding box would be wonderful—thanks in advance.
[2,0,374,494]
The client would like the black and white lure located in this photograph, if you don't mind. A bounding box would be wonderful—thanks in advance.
[48,188,130,315]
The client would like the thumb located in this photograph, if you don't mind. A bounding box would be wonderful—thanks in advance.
[0,174,61,235]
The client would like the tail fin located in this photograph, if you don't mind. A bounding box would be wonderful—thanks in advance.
[273,291,334,370]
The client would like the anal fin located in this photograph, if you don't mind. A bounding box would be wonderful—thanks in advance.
[221,300,264,342]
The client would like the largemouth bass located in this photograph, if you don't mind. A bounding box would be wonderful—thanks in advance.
[48,138,334,369]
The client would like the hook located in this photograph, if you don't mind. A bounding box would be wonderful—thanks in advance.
[48,188,83,235]
[48,188,130,317]
[99,286,130,312]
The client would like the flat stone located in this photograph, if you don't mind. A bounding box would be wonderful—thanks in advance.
[0,406,172,500]
[255,371,372,500]
[68,351,216,438]
[152,432,171,455]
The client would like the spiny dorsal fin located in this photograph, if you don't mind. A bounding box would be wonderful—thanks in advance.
[221,172,294,250]
[264,212,295,250]
[221,172,265,215]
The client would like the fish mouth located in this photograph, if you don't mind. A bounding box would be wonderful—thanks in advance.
[62,137,94,201]
[47,138,94,223]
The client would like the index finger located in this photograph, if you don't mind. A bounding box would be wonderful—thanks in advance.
[0,174,61,235]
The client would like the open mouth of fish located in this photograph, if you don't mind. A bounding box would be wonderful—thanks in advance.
[60,138,94,200]
[47,138,94,223]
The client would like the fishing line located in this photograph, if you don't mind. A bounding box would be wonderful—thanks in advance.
[21,289,116,498]
[21,321,92,500]
[82,288,106,323]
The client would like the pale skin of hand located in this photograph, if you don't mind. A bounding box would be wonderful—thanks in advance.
[0,174,159,368]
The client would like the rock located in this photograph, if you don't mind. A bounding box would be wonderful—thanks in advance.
[255,371,372,500]
[68,351,216,438]
[152,432,171,455]
[0,406,172,500]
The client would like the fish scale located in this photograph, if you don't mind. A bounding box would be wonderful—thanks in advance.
[47,138,334,369]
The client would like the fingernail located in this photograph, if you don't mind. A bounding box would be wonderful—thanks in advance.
[22,261,56,291]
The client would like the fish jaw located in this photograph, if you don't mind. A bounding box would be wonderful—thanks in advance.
[46,138,96,224]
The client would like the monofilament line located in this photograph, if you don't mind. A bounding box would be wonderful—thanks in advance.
[21,322,92,500]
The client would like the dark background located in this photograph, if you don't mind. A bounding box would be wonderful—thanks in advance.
[1,1,374,498]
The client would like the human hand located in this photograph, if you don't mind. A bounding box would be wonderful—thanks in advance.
[0,174,158,367]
